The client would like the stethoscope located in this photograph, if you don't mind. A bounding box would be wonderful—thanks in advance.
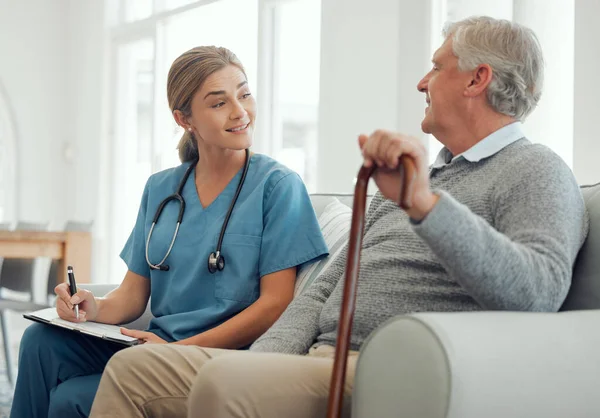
[145,149,250,273]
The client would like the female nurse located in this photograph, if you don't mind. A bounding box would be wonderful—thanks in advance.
[10,46,328,418]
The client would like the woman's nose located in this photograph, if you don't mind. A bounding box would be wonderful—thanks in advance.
[230,100,247,119]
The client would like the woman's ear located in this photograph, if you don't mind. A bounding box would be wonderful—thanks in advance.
[173,110,191,131]
[464,64,493,98]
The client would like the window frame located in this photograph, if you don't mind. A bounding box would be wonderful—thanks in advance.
[256,0,321,191]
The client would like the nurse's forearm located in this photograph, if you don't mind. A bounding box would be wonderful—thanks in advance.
[173,297,288,349]
[94,270,150,325]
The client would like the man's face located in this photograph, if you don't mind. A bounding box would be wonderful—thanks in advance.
[417,39,472,136]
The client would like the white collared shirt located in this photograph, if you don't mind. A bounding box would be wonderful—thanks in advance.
[431,121,526,169]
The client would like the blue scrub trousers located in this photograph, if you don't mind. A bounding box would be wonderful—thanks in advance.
[10,322,124,418]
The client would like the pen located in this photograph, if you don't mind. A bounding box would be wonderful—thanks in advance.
[67,265,79,320]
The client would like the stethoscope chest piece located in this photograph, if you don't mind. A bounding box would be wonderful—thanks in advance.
[208,251,225,273]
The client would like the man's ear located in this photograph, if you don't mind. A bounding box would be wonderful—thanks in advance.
[464,64,493,98]
[173,109,191,130]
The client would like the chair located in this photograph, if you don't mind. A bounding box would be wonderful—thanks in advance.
[46,220,94,303]
[0,222,12,274]
[0,221,50,385]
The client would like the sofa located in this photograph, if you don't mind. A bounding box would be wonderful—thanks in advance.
[354,183,600,418]
[83,184,600,418]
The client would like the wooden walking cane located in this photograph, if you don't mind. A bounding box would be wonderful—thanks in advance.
[326,156,417,418]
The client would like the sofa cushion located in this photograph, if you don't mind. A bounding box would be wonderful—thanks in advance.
[561,182,600,310]
[309,194,354,217]
[295,198,352,296]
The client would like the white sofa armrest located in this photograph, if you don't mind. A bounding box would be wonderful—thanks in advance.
[353,310,600,418]
[79,283,153,331]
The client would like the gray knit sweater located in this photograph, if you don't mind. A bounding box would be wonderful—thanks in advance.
[250,139,589,354]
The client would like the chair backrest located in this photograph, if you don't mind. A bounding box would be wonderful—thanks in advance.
[561,183,600,310]
[15,221,50,231]
[0,221,50,293]
[47,220,94,296]
[0,223,10,272]
[64,220,94,232]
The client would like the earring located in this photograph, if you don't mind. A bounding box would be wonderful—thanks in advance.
[188,128,193,132]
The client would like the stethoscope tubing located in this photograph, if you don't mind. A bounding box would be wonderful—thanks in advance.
[145,149,250,272]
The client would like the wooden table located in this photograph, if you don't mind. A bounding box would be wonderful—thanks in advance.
[0,231,91,285]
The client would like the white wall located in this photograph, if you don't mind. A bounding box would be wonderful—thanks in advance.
[0,0,107,281]
[447,0,512,20]
[438,0,575,168]
[0,0,70,226]
[513,0,574,168]
[573,0,600,185]
[317,0,432,193]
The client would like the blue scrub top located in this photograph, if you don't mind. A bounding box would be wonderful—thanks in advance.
[120,153,328,342]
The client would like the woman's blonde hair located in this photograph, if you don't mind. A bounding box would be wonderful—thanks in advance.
[167,46,246,162]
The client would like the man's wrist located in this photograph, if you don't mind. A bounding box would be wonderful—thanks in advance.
[405,191,440,221]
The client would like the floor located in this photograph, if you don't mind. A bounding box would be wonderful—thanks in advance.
[0,311,31,417]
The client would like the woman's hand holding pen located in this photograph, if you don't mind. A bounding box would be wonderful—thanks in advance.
[54,283,99,323]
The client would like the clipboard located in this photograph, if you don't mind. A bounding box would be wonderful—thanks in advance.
[24,308,140,347]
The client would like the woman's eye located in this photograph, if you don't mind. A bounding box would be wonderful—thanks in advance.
[212,102,225,109]
[241,93,252,99]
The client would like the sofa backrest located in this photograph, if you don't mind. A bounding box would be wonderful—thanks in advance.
[561,183,600,310]
[309,193,355,216]
[294,194,367,296]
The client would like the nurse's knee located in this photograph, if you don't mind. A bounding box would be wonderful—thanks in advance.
[48,387,83,418]
[20,322,67,358]
[48,376,100,418]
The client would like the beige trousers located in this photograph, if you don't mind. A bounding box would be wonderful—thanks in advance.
[89,344,358,418]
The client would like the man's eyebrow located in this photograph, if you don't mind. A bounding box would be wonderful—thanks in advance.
[204,81,248,100]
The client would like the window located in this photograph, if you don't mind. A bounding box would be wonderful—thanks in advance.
[123,0,153,22]
[0,82,17,224]
[107,38,155,282]
[258,0,321,192]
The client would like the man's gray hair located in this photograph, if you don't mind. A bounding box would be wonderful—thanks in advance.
[443,16,544,121]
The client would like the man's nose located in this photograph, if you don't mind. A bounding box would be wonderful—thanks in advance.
[417,75,428,93]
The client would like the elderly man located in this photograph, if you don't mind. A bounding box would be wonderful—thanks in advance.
[90,16,588,418]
